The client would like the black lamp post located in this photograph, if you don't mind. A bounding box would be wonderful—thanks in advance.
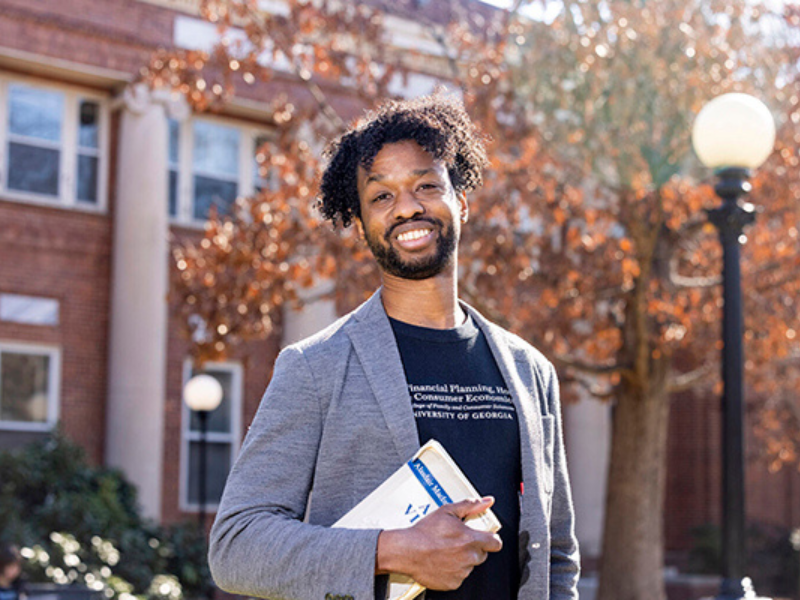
[183,373,224,529]
[692,93,775,600]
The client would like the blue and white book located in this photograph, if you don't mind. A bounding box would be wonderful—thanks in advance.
[333,439,501,600]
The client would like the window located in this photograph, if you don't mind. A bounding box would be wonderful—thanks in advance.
[0,294,59,326]
[77,100,101,203]
[192,120,240,220]
[181,361,242,510]
[168,118,181,218]
[7,85,63,197]
[168,118,271,223]
[0,77,107,209]
[0,343,60,431]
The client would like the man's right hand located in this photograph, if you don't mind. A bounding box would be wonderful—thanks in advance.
[375,497,502,591]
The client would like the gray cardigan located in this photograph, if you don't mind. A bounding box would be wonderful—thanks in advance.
[208,290,580,600]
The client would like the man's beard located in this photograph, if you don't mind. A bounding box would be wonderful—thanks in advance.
[365,217,458,280]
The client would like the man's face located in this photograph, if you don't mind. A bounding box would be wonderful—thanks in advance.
[356,140,467,281]
[0,561,20,584]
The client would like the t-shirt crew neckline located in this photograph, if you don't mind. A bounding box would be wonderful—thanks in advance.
[387,314,478,343]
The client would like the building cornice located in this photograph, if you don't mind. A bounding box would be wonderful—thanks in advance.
[0,47,132,91]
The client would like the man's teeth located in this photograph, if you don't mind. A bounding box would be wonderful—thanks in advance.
[397,229,431,242]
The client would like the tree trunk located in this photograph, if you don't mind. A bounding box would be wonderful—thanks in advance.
[597,375,671,600]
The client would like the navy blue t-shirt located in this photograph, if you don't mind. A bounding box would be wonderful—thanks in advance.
[389,315,521,600]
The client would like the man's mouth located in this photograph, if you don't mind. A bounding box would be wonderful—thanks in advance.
[397,228,433,243]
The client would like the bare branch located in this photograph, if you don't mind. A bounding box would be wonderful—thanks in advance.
[667,363,715,394]
[675,215,710,239]
[553,354,626,376]
[562,373,616,401]
[669,272,721,289]
[241,2,347,130]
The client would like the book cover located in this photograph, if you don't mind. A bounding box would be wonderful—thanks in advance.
[333,439,501,600]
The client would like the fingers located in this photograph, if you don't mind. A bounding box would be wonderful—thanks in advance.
[467,530,503,556]
[436,499,503,557]
[447,496,495,520]
[377,499,503,592]
[484,532,503,553]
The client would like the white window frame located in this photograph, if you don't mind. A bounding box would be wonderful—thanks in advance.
[0,341,61,432]
[179,359,243,512]
[169,115,273,226]
[75,99,103,204]
[0,75,109,212]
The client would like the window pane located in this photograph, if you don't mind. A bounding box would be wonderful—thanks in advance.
[9,85,63,142]
[193,121,239,177]
[193,176,237,220]
[78,101,99,149]
[189,369,232,434]
[169,169,178,217]
[8,142,60,196]
[0,352,50,423]
[187,441,231,505]
[168,118,180,165]
[77,154,98,203]
[0,295,59,326]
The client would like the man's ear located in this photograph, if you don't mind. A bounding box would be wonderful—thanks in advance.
[458,191,469,223]
[355,216,365,237]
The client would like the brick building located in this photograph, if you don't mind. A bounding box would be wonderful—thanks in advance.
[0,0,798,584]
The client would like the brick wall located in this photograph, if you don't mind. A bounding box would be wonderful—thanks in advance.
[0,0,174,77]
[666,391,722,553]
[666,388,800,564]
[0,200,112,464]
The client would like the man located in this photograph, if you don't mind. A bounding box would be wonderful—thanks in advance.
[208,94,579,600]
[0,543,24,600]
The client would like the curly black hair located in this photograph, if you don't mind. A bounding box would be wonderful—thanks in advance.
[318,93,488,227]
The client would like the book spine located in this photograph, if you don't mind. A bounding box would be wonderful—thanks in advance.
[408,458,452,506]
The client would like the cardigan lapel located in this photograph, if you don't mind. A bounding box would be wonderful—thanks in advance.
[345,290,420,461]
[465,304,544,493]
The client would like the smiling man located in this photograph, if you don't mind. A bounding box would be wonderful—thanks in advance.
[209,94,579,600]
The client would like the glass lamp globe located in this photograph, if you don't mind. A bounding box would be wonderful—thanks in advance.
[691,93,776,170]
[183,374,223,412]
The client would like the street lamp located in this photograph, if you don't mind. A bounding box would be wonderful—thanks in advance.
[183,373,224,529]
[691,93,776,600]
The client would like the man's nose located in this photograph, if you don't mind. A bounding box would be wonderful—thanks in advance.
[393,189,424,220]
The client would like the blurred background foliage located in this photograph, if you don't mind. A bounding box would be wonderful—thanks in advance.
[0,431,212,600]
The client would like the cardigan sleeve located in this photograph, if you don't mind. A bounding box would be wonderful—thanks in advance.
[208,346,382,600]
[545,362,581,599]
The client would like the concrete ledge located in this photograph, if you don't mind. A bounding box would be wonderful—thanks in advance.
[26,584,103,600]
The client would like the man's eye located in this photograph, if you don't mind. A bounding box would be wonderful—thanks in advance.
[418,183,440,192]
[372,192,392,202]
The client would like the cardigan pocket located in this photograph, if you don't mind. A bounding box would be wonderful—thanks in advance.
[541,415,555,494]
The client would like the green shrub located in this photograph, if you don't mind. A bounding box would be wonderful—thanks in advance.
[0,432,212,600]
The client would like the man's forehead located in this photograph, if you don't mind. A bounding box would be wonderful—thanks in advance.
[363,168,440,185]
[358,142,448,178]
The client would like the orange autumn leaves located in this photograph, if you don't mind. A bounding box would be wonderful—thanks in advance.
[154,0,800,470]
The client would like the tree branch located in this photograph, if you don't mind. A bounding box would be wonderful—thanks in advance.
[241,1,346,130]
[552,353,626,376]
[669,272,721,289]
[667,363,715,394]
[561,372,616,401]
